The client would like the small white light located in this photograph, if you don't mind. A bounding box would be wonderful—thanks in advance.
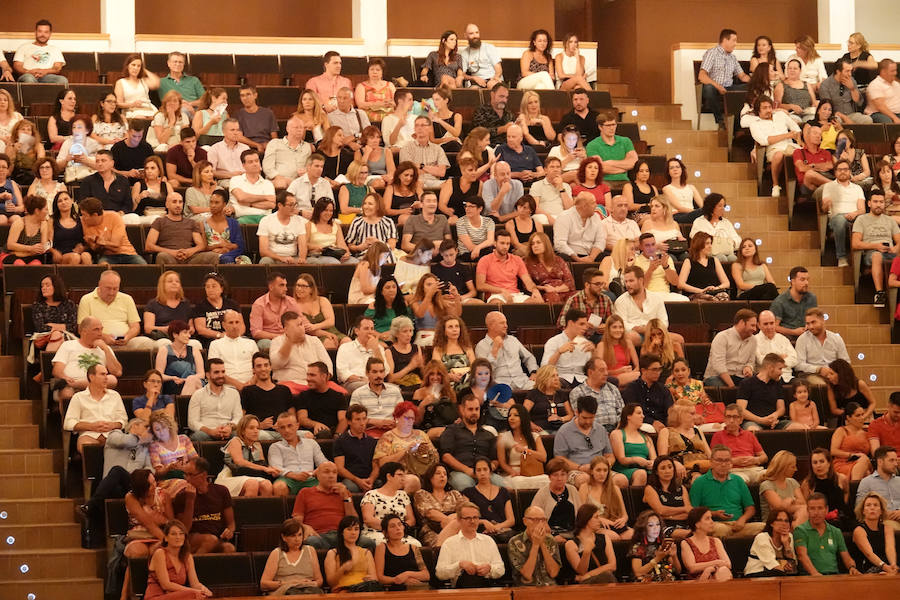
[734,222,741,230]
[640,124,647,131]
[19,564,28,574]
[858,353,865,360]
[870,374,878,382]
[28,594,36,600]
[676,154,683,160]
[765,257,773,264]
[704,187,711,194]
[724,205,731,212]
[755,239,762,246]
[631,110,638,116]
[694,170,701,177]
[824,313,829,320]
[0,511,7,519]
[5,536,13,545]
[666,137,672,144]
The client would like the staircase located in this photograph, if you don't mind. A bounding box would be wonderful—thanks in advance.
[0,356,103,600]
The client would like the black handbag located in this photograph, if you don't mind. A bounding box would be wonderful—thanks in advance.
[321,246,346,260]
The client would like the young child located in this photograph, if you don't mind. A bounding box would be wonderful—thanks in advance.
[788,378,824,429]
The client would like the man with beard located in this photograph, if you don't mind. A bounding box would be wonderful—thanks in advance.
[144,192,219,264]
[795,308,850,386]
[769,266,817,338]
[459,24,502,89]
[187,358,242,441]
[472,82,514,145]
[440,395,504,490]
[852,192,900,307]
[614,265,675,347]
[556,88,600,140]
[349,357,402,438]
[475,230,543,304]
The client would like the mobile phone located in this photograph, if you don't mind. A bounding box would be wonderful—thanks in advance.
[846,454,860,462]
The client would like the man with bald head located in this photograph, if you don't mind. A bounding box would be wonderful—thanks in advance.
[292,460,374,549]
[52,316,123,408]
[475,311,537,390]
[496,124,544,182]
[263,115,313,189]
[460,24,503,89]
[601,195,641,251]
[554,192,606,262]
[209,309,259,390]
[508,505,561,586]
[482,161,524,222]
[77,270,155,350]
[753,310,797,382]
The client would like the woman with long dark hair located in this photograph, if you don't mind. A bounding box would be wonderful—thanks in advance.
[496,403,548,489]
[750,35,784,83]
[678,231,731,302]
[365,276,411,338]
[825,358,876,422]
[49,190,91,264]
[518,29,555,90]
[743,509,797,577]
[680,507,732,581]
[564,503,617,583]
[144,519,212,599]
[419,31,464,88]
[30,274,77,356]
[325,515,380,592]
[628,510,680,582]
[643,455,692,537]
[90,92,127,149]
[801,448,851,529]
[732,237,778,300]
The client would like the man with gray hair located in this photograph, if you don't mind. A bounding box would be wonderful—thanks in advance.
[52,316,123,407]
[496,124,543,182]
[554,192,606,261]
[481,161,523,222]
[207,118,250,187]
[263,116,313,189]
[77,270,156,350]
[158,51,205,116]
[327,87,370,151]
[399,115,449,189]
[507,505,560,586]
[474,311,537,390]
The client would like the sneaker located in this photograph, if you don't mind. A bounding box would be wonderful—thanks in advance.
[837,257,849,267]
[874,291,886,308]
[771,185,782,197]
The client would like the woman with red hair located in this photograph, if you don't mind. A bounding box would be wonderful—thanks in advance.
[372,401,437,493]
[571,156,611,214]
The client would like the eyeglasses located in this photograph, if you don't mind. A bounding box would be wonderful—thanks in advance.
[583,435,594,450]
[600,122,617,128]
[460,515,480,521]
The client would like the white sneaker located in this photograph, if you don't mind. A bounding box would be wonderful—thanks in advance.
[771,185,782,197]
[837,257,849,267]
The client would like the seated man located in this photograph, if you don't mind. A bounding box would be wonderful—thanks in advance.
[585,110,638,184]
[474,311,537,391]
[400,191,451,253]
[158,52,205,117]
[435,502,505,588]
[258,191,307,264]
[286,153,333,219]
[439,395,503,490]
[381,90,416,149]
[621,354,674,433]
[697,28,749,125]
[77,270,154,349]
[795,308,850,386]
[552,395,625,488]
[350,357,403,438]
[52,316,122,408]
[79,197,147,264]
[270,311,332,394]
[144,192,219,265]
[615,266,680,348]
[793,125,835,202]
[542,309,594,386]
[229,149,276,225]
[821,159,866,267]
[851,193,900,307]
[818,57,872,125]
[336,316,391,394]
[770,266,817,337]
[737,353,798,431]
[333,404,378,492]
[207,118,250,187]
[495,125,543,183]
[63,364,128,454]
[557,268,614,340]
[270,412,327,496]
[688,445,764,538]
[472,82,514,145]
[187,358,243,441]
[528,156,572,224]
[748,96,802,197]
[864,58,900,124]
[111,120,153,183]
[180,457,236,554]
[554,193,606,263]
[235,84,277,152]
[703,308,758,388]
[249,272,298,351]
[12,20,67,83]
[481,161,523,222]
[710,403,768,483]
[306,51,352,113]
[208,310,258,390]
[296,361,348,439]
[475,230,544,304]
[328,87,370,150]
[601,196,641,252]
[557,88,600,141]
[507,505,561,586]
[754,310,798,383]
[633,233,686,302]
[459,24,503,89]
[868,392,900,453]
[76,150,131,213]
[165,127,207,186]
[264,116,313,190]
[399,116,449,189]
[240,352,293,439]
[855,445,900,529]
[570,358,624,433]
[292,460,373,550]
[795,493,861,575]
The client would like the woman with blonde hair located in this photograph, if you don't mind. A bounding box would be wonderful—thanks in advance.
[412,360,457,439]
[148,409,198,480]
[555,33,592,91]
[516,91,555,150]
[759,450,808,526]
[339,160,373,224]
[216,414,281,497]
[143,271,196,343]
[348,241,391,305]
[147,90,189,152]
[578,456,634,540]
[115,53,160,119]
[788,35,828,91]
[658,401,711,479]
[600,238,637,297]
[295,89,330,144]
[524,364,573,431]
[641,197,685,251]
[600,315,640,387]
[842,32,878,89]
[185,160,223,220]
[0,88,23,150]
[293,272,349,349]
[641,318,683,378]
[524,231,576,303]
[852,491,899,574]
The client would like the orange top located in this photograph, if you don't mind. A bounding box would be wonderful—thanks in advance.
[81,211,136,256]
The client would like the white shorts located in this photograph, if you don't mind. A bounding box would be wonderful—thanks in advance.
[486,292,531,303]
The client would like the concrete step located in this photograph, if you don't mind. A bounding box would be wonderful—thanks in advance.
[0,498,76,525]
[0,356,17,378]
[0,425,39,450]
[618,102,684,121]
[1,523,81,550]
[0,378,20,401]
[596,82,630,96]
[663,146,729,163]
[819,304,890,325]
[828,323,892,345]
[686,162,755,180]
[596,67,621,83]
[853,365,900,386]
[0,475,59,499]
[0,548,102,579]
[847,344,900,364]
[0,400,34,426]
[0,577,103,600]
[870,386,896,408]
[643,129,723,148]
[0,450,55,475]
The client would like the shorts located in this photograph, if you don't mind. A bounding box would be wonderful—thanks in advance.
[862,250,896,266]
[486,292,532,303]
[275,476,318,495]
[766,141,800,162]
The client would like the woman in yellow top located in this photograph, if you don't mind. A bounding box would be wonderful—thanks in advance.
[325,516,379,592]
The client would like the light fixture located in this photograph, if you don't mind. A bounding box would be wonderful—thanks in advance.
[724,205,731,212]
[19,564,28,574]
[631,110,638,116]
[676,154,683,160]
[765,257,773,264]
[666,137,672,144]
[824,313,829,320]
[756,239,762,246]
[5,536,13,545]
[858,353,865,360]
[640,124,647,131]
[694,170,701,177]
[704,187,711,194]
[870,374,878,382]
[0,511,7,519]
[734,222,741,230]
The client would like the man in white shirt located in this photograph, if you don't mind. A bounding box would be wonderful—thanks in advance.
[601,195,641,251]
[481,161,523,222]
[228,149,275,224]
[13,19,66,84]
[349,357,403,438]
[749,97,802,197]
[207,119,250,187]
[459,24,503,89]
[399,116,449,189]
[187,358,243,441]
[821,159,865,267]
[528,157,572,225]
[52,316,123,408]
[327,88,370,151]
[754,310,798,383]
[208,310,258,390]
[553,192,605,262]
[435,502,505,588]
[703,308,758,388]
[270,412,328,497]
[865,59,900,124]
[335,316,391,393]
[257,191,307,264]
[269,311,332,394]
[63,364,127,453]
[287,153,333,219]
[541,309,595,386]
[614,265,675,347]
[381,91,416,149]
[474,311,537,390]
[795,307,850,386]
[263,116,312,189]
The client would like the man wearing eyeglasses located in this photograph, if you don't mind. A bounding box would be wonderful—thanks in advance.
[819,58,872,124]
[710,403,768,484]
[689,445,764,538]
[556,268,613,341]
[435,502,505,587]
[507,506,561,586]
[180,457,236,554]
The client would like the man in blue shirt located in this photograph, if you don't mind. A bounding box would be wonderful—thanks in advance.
[553,395,627,488]
[496,125,543,183]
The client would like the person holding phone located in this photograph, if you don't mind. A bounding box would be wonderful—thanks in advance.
[548,124,585,183]
[629,510,680,582]
[851,193,900,307]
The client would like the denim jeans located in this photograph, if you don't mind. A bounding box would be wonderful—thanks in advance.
[871,112,900,124]
[18,73,68,84]
[448,470,505,491]
[99,254,148,264]
[701,83,746,123]
[829,213,852,259]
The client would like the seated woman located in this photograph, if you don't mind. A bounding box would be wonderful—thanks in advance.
[808,100,840,151]
[657,402,711,480]
[124,155,170,225]
[372,402,436,490]
[463,457,516,542]
[412,361,458,440]
[375,514,430,590]
[420,32,463,88]
[680,507,732,581]
[438,157,481,225]
[851,492,899,575]
[361,462,419,546]
[306,197,356,265]
[774,59,816,123]
[643,455,692,538]
[365,276,412,339]
[628,510,681,582]
[49,190,91,264]
[387,316,423,388]
[497,403,549,489]
[355,126,395,189]
[744,509,798,577]
[555,34,592,91]
[459,359,513,432]
[147,90,189,153]
[324,516,379,592]
[733,237,778,300]
[549,124,586,183]
[801,448,852,530]
[3,194,50,264]
[524,365,573,432]
[348,241,391,305]
[144,520,212,600]
[382,161,421,225]
[0,153,24,225]
[534,457,582,541]
[203,189,250,264]
[455,195,494,261]
[408,272,462,345]
[662,158,703,224]
[524,231,576,303]
[564,504,618,584]
[0,89,23,151]
[678,232,731,302]
[457,127,496,182]
[623,159,660,216]
[292,273,348,350]
[144,271,196,344]
[260,518,325,595]
[295,89,330,145]
[518,29,555,90]
[578,456,634,541]
[148,410,197,480]
[516,91,555,150]
[323,126,356,189]
[193,272,240,348]
[121,469,179,597]
[355,58,396,125]
[599,315,641,388]
[115,54,160,120]
[48,89,76,150]
[825,358,877,423]
[641,197,685,254]
[90,93,127,150]
[27,158,65,210]
[134,370,175,421]
[339,161,374,225]
[641,319,683,380]
[760,450,808,527]
[216,415,280,497]
[750,35,785,85]
[432,316,476,391]
[57,118,99,183]
[428,86,463,151]
[345,192,398,259]
[414,464,466,547]
[155,321,205,396]
[192,87,228,146]
[30,274,77,356]
[830,402,874,483]
[185,161,222,220]
[689,193,741,262]
[610,404,657,486]
[665,359,723,433]
[505,195,544,257]
[571,156,611,215]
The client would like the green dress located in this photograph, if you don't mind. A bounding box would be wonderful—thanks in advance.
[613,429,650,479]
[303,309,347,342]
[364,307,397,333]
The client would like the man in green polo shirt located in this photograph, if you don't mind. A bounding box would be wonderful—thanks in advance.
[689,445,764,537]
[584,109,637,183]
[795,493,860,575]
[158,51,205,116]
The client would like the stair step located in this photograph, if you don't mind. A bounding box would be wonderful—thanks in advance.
[0,450,55,475]
[0,475,59,499]
[768,267,852,286]
[0,400,35,426]
[595,82,630,96]
[663,147,729,163]
[0,378,20,401]
[0,356,18,378]
[0,577,103,600]
[618,102,684,121]
[595,67,621,83]
[0,548,102,579]
[828,323,892,345]
[0,523,81,550]
[870,387,896,408]
[643,129,723,147]
[819,304,890,325]
[0,426,39,450]
[0,498,76,525]
[847,345,900,363]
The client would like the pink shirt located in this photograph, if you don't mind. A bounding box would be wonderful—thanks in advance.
[249,293,298,337]
[476,251,528,293]
[306,74,353,108]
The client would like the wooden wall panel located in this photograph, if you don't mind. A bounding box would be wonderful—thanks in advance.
[386,0,554,41]
[1,0,100,33]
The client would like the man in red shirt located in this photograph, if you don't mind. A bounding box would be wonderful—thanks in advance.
[869,393,900,454]
[475,230,543,304]
[711,403,769,484]
[291,461,373,550]
[793,125,835,202]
